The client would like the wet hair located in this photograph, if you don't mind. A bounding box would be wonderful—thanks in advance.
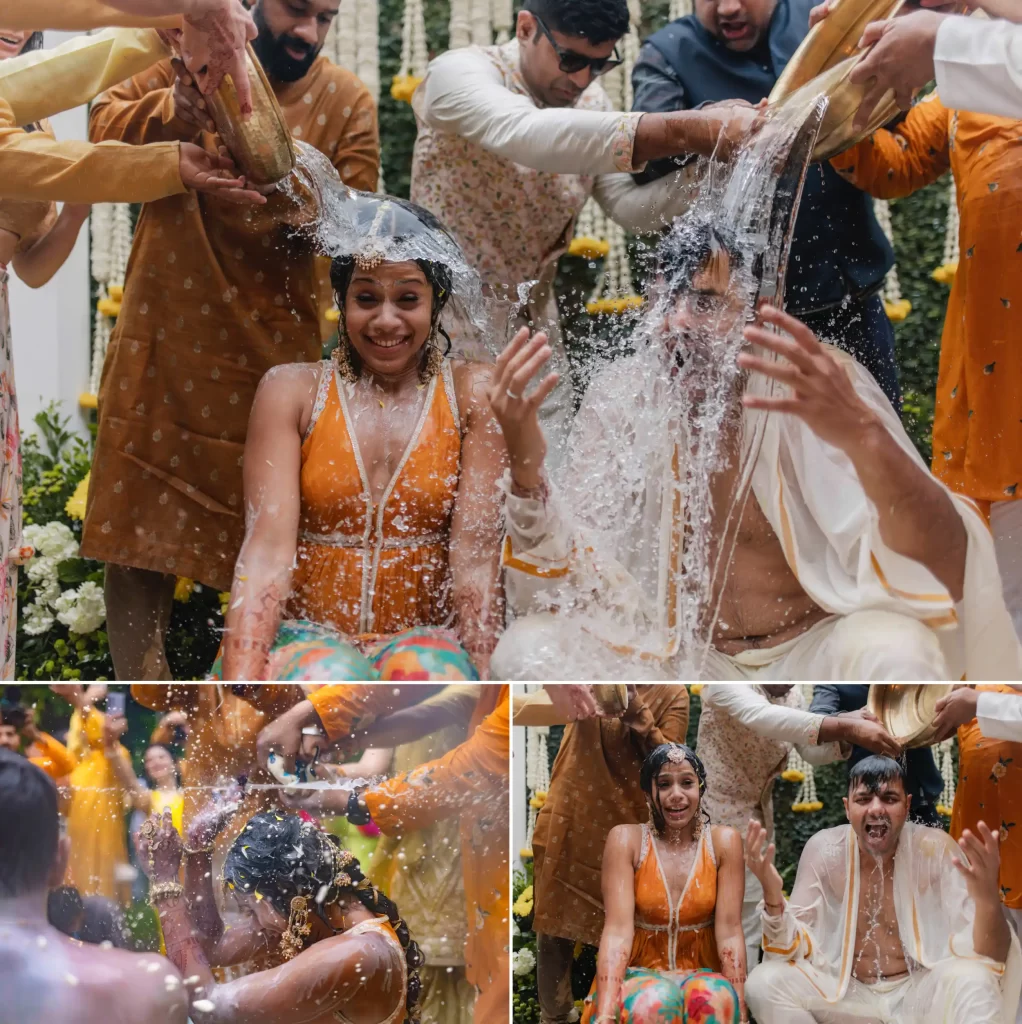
[0,701,27,730]
[47,886,84,936]
[522,0,630,45]
[639,743,709,836]
[80,896,129,948]
[223,813,424,1024]
[848,755,909,797]
[20,33,43,54]
[656,218,746,298]
[0,750,59,897]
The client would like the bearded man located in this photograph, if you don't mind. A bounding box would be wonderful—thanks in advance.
[745,756,1021,1023]
[488,216,1022,682]
[80,0,380,680]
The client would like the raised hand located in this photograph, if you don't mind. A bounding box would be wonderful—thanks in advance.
[952,821,1003,905]
[185,785,244,853]
[745,820,785,907]
[487,327,559,492]
[180,0,258,115]
[837,708,903,758]
[138,809,184,881]
[932,686,979,742]
[178,143,268,205]
[739,304,878,452]
[546,685,603,722]
[171,57,217,134]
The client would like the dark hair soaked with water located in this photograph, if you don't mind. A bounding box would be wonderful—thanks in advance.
[656,217,746,299]
[522,0,629,45]
[848,755,909,797]
[639,743,710,837]
[223,812,425,1024]
[0,750,58,897]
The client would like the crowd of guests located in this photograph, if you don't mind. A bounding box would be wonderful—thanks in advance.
[0,682,509,1024]
[521,682,1022,1024]
[0,0,1019,682]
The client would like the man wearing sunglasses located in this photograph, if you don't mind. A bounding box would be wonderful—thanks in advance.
[408,0,760,476]
[631,0,903,416]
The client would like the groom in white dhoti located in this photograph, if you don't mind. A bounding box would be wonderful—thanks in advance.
[487,217,1022,681]
[744,755,1022,1023]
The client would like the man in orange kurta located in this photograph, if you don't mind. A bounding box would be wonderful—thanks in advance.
[831,92,1022,637]
[81,0,380,680]
[285,684,510,1024]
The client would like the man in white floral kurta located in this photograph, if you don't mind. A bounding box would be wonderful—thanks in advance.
[410,0,757,472]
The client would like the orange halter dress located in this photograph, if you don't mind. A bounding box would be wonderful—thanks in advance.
[286,359,462,641]
[582,825,730,1024]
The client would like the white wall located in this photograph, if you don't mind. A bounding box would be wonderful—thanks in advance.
[8,31,93,440]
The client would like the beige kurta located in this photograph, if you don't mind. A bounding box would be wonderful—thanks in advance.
[80,56,379,589]
[1,0,180,30]
[531,685,690,947]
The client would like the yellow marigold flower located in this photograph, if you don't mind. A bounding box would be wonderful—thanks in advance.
[931,261,958,286]
[689,683,704,695]
[325,307,340,323]
[585,295,644,315]
[174,577,195,603]
[937,804,952,817]
[568,236,610,260]
[97,297,122,318]
[512,892,534,917]
[390,74,423,104]
[65,472,90,521]
[108,285,124,302]
[79,392,98,410]
[883,298,912,322]
[519,847,534,860]
[529,790,547,809]
[792,801,807,812]
[781,769,805,783]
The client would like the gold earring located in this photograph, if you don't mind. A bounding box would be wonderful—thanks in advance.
[332,314,358,383]
[279,895,312,961]
[420,325,444,383]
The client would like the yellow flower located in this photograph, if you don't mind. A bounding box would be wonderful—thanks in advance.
[97,297,122,318]
[689,683,704,695]
[108,285,124,302]
[78,392,98,410]
[931,261,958,285]
[781,769,805,783]
[883,298,912,322]
[325,307,340,323]
[937,804,952,817]
[586,295,644,315]
[219,591,232,616]
[568,236,610,260]
[519,847,534,860]
[390,74,423,104]
[65,472,90,521]
[529,790,547,810]
[174,577,195,603]
[512,885,535,918]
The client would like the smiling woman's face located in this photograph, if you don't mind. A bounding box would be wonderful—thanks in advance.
[0,29,35,60]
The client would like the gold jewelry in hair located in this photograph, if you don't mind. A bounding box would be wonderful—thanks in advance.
[148,881,184,908]
[354,249,385,271]
[279,895,313,961]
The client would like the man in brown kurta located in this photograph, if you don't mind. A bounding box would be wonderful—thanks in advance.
[531,684,690,1024]
[80,0,379,679]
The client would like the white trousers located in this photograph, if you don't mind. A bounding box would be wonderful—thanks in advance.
[992,500,1022,643]
[746,958,1005,1024]
[491,609,948,681]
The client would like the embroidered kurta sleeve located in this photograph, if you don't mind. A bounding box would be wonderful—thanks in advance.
[413,46,643,175]
[29,731,78,780]
[976,689,1022,741]
[591,163,700,234]
[829,94,950,198]
[90,59,196,145]
[328,82,379,191]
[0,28,171,127]
[935,16,1022,120]
[701,685,844,765]
[363,692,509,834]
[2,0,180,30]
[0,94,184,202]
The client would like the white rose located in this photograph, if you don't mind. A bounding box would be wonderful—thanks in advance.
[22,600,55,636]
[54,581,106,635]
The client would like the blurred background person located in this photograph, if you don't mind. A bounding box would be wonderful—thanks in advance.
[46,884,84,939]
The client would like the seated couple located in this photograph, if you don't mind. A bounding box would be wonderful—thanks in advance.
[491,217,1022,681]
[0,752,422,1024]
[585,745,1021,1024]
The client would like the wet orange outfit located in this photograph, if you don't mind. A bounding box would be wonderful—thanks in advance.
[287,360,462,638]
[831,94,1022,503]
[309,684,510,1024]
[581,825,735,1024]
[951,683,1022,910]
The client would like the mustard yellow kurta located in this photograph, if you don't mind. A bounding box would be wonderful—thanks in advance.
[63,708,131,900]
[1,0,180,30]
[831,93,1022,504]
[81,57,379,589]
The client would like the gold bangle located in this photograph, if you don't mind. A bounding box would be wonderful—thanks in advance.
[182,843,213,856]
[148,881,184,907]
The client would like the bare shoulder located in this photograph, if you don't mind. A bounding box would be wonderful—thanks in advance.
[81,949,188,1023]
[606,822,642,855]
[254,361,324,421]
[711,824,744,861]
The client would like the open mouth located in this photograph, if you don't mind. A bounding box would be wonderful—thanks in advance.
[720,22,750,41]
[864,821,890,843]
[368,337,410,351]
[0,35,23,48]
[284,43,311,61]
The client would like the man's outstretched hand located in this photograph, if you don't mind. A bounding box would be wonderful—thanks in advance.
[932,685,980,742]
[180,0,258,115]
[179,143,267,204]
[739,304,878,451]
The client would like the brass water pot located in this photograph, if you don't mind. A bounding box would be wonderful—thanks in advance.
[866,683,954,748]
[205,44,296,187]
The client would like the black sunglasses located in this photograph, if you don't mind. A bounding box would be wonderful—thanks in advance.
[532,15,623,77]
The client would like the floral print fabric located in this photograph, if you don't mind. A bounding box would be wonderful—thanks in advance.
[0,270,22,679]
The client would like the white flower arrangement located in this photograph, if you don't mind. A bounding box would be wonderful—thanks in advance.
[512,947,536,977]
[20,523,107,637]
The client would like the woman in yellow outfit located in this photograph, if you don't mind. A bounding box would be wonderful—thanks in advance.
[831,93,1022,633]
